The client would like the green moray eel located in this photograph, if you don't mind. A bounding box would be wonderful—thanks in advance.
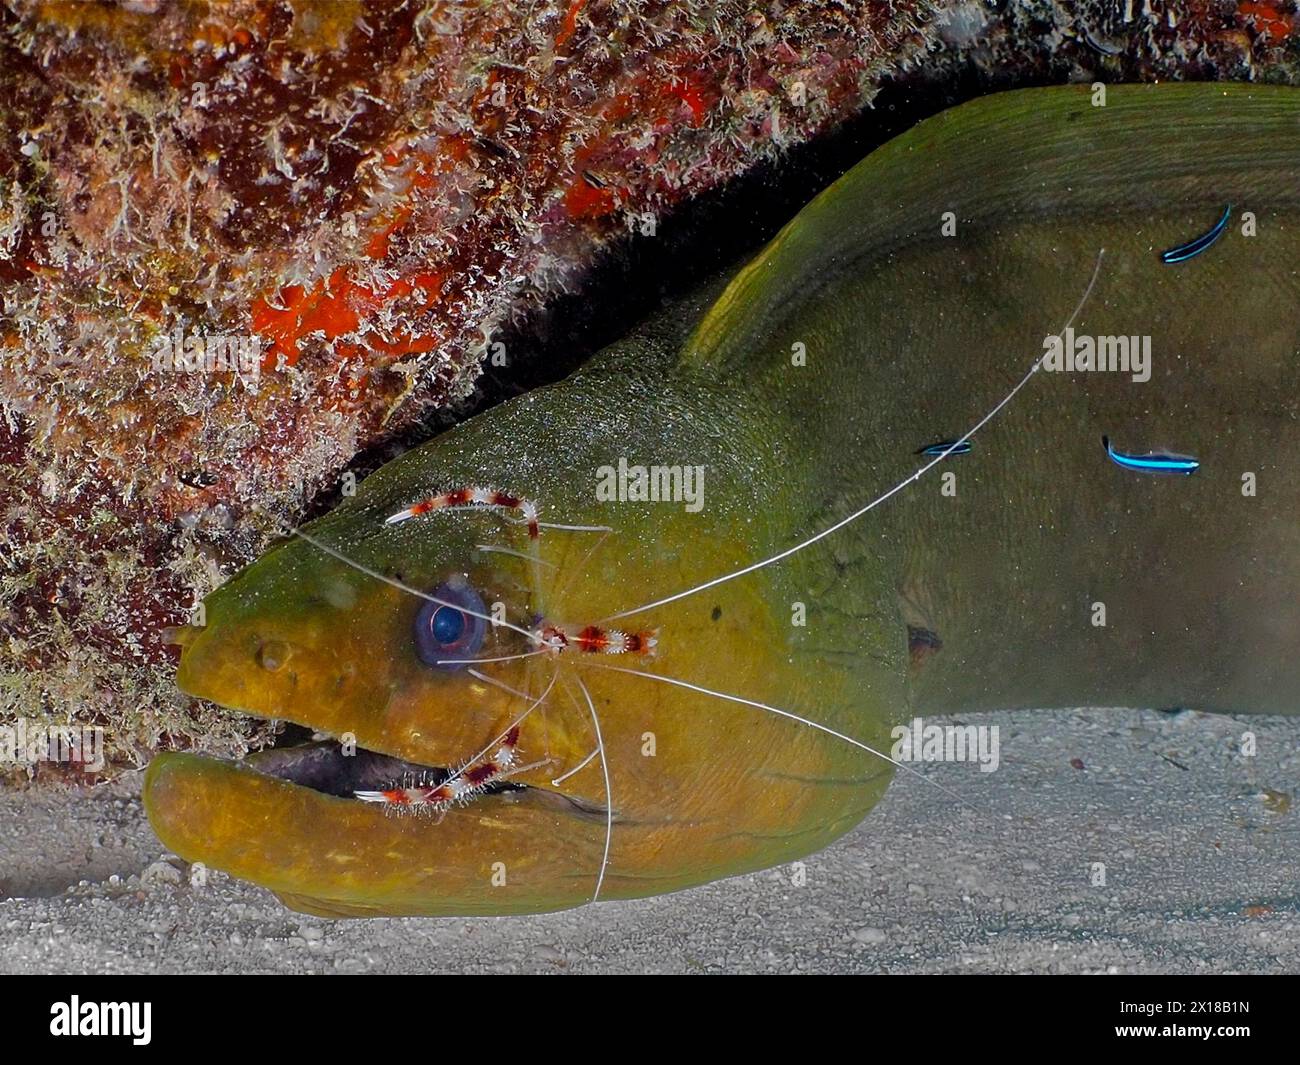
[145,84,1300,917]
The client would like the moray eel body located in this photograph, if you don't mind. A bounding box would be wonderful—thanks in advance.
[145,85,1300,917]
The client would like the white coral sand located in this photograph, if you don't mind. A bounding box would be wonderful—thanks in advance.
[1,707,1296,974]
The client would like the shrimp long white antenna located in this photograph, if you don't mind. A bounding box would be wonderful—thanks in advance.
[551,745,600,786]
[533,521,613,533]
[467,668,535,702]
[475,543,558,570]
[578,659,982,814]
[603,250,1106,623]
[435,648,550,667]
[276,517,544,646]
[569,673,613,903]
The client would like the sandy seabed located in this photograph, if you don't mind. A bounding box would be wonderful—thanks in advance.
[1,706,1296,975]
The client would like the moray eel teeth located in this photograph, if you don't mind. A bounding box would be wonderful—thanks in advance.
[239,735,613,820]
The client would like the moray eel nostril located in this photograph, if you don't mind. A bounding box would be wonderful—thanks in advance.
[256,640,290,672]
[147,84,1300,917]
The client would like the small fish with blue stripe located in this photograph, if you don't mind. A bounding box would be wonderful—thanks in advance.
[1160,204,1231,265]
[1102,435,1200,475]
[917,440,973,457]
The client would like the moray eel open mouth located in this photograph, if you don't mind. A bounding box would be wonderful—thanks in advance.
[208,727,612,819]
[247,738,551,809]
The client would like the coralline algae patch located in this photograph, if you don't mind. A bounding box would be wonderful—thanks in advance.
[1237,2,1295,45]
[0,0,939,769]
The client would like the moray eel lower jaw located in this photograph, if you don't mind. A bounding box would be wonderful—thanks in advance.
[145,750,615,918]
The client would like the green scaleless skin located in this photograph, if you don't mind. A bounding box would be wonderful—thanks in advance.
[145,85,1300,917]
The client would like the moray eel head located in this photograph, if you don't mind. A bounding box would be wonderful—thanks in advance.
[144,387,895,918]
[147,485,622,917]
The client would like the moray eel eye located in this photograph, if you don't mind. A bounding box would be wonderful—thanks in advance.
[431,606,463,643]
[415,579,487,668]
